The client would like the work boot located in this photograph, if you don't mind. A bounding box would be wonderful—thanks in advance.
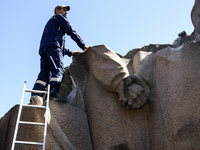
[50,94,59,102]
[29,95,43,106]
[49,88,59,101]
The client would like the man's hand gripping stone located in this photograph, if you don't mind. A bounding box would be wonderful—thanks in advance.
[116,75,150,110]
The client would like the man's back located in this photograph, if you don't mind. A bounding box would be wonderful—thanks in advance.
[40,15,65,50]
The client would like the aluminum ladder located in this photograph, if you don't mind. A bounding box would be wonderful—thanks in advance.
[11,81,50,150]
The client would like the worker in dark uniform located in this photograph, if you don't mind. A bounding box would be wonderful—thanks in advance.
[31,5,88,100]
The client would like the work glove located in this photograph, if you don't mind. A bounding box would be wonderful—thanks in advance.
[72,51,82,56]
[82,46,89,51]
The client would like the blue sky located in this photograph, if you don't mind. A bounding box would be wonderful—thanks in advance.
[0,0,195,117]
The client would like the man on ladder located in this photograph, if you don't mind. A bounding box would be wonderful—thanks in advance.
[31,5,88,104]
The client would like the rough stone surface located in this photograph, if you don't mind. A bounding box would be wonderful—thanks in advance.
[0,105,18,150]
[57,68,74,102]
[0,101,91,150]
[70,42,200,150]
[136,42,200,150]
[124,44,170,59]
[49,101,91,150]
[76,45,149,109]
[30,95,43,106]
[191,0,200,34]
[172,30,200,48]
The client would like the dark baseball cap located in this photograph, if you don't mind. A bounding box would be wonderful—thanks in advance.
[54,5,70,14]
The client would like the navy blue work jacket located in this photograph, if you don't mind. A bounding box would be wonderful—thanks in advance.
[39,14,85,51]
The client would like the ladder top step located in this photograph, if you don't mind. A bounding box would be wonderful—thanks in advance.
[22,104,47,109]
[25,89,48,94]
[19,121,45,126]
[15,140,44,146]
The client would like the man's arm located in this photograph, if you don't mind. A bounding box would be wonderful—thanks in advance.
[54,14,86,49]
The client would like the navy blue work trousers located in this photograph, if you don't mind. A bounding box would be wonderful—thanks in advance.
[32,45,65,97]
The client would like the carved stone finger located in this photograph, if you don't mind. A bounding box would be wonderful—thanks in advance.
[136,94,147,107]
[131,98,141,109]
[119,97,128,106]
[127,93,137,109]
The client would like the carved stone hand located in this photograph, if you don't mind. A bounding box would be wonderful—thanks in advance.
[116,75,150,110]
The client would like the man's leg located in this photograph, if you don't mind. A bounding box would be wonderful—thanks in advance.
[46,46,65,97]
[32,49,50,97]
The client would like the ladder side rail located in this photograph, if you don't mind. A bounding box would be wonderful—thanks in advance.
[11,81,27,150]
[42,84,50,150]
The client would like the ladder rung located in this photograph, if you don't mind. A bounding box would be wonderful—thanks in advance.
[15,140,44,146]
[19,121,45,126]
[25,89,48,94]
[22,104,47,109]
